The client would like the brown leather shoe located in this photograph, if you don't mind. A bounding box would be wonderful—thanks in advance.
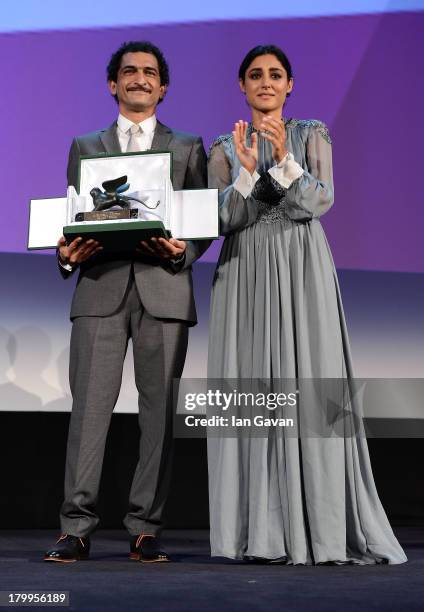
[44,534,90,562]
[130,534,170,563]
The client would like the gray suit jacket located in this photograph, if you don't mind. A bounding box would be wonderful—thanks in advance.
[63,121,209,324]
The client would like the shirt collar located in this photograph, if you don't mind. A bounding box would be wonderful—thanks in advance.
[117,113,157,135]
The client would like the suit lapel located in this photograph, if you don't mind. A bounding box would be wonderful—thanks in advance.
[151,121,173,151]
[99,122,121,153]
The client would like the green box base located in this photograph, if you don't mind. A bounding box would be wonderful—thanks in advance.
[63,220,171,252]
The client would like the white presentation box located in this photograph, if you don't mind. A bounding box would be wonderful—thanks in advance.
[28,151,218,250]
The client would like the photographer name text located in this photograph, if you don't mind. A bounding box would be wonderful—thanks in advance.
[184,415,294,428]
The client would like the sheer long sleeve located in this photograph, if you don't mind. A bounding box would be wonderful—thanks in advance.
[208,140,259,236]
[282,124,334,220]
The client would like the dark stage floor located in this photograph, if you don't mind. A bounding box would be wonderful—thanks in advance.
[0,528,423,611]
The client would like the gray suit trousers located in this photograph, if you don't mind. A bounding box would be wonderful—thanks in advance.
[60,270,188,537]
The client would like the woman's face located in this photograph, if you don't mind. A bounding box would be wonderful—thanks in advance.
[240,54,293,114]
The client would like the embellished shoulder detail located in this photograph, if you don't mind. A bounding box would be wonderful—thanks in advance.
[208,133,232,156]
[285,118,332,144]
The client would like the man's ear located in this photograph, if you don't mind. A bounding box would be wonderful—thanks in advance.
[108,80,117,96]
[159,84,167,101]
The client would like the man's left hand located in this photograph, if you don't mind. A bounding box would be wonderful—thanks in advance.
[136,237,187,260]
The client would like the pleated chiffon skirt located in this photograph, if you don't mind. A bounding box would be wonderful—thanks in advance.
[207,217,407,564]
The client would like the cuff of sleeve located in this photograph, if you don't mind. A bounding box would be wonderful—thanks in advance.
[169,252,186,272]
[58,258,74,273]
[268,151,304,189]
[233,166,261,198]
[171,253,185,265]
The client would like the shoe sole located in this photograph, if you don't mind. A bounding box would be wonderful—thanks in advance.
[129,553,170,563]
[44,555,89,563]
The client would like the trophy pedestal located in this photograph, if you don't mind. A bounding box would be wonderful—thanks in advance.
[74,209,139,222]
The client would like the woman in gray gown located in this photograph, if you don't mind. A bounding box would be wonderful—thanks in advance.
[207,45,406,564]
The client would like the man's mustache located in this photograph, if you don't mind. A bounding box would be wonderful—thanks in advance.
[127,85,152,93]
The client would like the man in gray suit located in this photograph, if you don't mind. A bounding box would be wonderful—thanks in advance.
[44,41,209,563]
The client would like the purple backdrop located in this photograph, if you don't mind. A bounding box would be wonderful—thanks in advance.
[1,12,423,271]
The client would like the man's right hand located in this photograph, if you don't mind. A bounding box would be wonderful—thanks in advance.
[57,236,103,267]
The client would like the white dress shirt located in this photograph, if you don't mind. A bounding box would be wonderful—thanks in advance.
[116,113,157,152]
